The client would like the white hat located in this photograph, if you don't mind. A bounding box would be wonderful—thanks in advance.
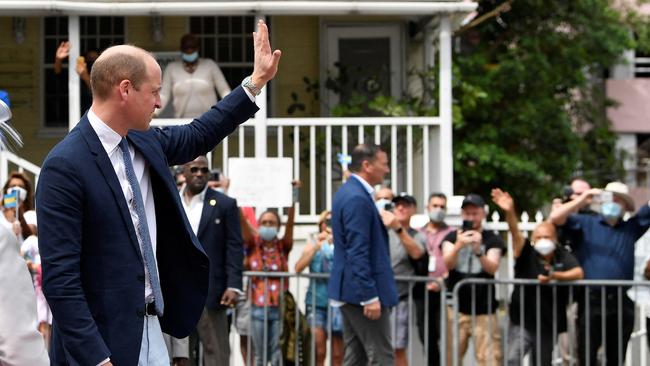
[604,181,635,212]
[23,210,37,227]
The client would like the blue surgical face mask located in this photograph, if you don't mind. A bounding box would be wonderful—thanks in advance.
[259,226,278,242]
[601,202,622,221]
[181,51,199,63]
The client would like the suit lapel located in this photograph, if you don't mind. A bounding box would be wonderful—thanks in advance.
[196,190,215,239]
[348,176,389,241]
[78,119,143,262]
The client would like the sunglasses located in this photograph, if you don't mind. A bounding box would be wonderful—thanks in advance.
[189,167,210,174]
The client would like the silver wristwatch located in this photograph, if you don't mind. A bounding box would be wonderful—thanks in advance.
[242,76,262,96]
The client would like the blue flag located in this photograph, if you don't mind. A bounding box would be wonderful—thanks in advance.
[3,190,17,208]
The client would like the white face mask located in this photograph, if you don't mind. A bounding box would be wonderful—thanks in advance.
[428,208,446,223]
[7,186,27,202]
[533,239,556,256]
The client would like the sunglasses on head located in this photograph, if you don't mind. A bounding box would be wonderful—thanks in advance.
[190,167,210,174]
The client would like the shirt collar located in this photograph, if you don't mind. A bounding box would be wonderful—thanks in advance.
[351,174,375,196]
[179,183,208,204]
[87,108,123,155]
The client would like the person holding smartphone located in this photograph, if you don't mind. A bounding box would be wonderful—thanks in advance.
[441,193,505,366]
[550,182,650,366]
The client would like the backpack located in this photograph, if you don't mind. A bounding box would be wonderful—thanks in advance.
[280,291,311,365]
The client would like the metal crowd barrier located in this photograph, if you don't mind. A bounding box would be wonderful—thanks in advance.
[232,272,445,366]
[450,278,650,366]
[220,273,650,366]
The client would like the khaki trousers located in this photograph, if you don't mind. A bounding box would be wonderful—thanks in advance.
[446,307,502,366]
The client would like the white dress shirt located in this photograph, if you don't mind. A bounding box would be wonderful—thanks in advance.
[87,109,159,302]
[180,184,207,234]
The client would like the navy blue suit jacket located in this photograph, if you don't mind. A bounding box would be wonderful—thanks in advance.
[328,176,398,307]
[36,87,257,366]
[197,189,243,309]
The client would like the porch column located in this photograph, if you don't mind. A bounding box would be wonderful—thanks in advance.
[253,15,268,158]
[438,15,453,196]
[68,15,81,131]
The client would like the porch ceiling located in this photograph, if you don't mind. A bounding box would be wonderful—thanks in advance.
[0,0,476,16]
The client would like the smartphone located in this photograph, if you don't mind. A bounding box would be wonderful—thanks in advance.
[209,169,220,182]
[462,220,474,231]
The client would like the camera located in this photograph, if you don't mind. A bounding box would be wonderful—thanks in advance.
[561,185,574,203]
[462,220,474,231]
[384,202,395,211]
[209,169,220,182]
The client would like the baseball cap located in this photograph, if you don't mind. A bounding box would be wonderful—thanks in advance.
[393,192,417,206]
[461,193,485,209]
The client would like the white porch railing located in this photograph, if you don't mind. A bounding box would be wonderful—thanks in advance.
[0,151,42,187]
[153,116,443,223]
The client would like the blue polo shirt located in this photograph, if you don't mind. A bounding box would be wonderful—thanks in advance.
[564,204,650,279]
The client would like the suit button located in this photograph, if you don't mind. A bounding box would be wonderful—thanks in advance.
[136,309,145,317]
[137,274,145,283]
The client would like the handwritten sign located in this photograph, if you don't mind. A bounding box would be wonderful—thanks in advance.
[228,158,293,207]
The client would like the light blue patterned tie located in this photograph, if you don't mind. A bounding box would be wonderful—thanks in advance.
[119,138,164,315]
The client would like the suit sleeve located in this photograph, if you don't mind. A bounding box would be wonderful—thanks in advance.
[341,196,378,302]
[154,86,259,166]
[224,198,244,291]
[36,157,111,365]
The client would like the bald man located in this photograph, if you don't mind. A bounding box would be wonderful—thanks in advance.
[36,21,281,366]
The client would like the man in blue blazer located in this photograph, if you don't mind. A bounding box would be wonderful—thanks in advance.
[328,143,399,365]
[36,20,280,366]
[179,156,243,366]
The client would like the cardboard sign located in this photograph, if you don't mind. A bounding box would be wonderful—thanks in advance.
[228,158,293,207]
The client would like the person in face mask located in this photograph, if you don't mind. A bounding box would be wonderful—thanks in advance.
[1,171,35,241]
[241,180,299,366]
[294,210,344,366]
[157,33,232,119]
[492,188,583,366]
[550,181,650,366]
[412,192,454,366]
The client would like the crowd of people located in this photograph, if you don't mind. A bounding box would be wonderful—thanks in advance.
[3,16,650,366]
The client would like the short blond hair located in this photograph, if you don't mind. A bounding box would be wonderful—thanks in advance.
[90,45,151,100]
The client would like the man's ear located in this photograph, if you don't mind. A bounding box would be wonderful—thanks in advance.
[118,79,130,100]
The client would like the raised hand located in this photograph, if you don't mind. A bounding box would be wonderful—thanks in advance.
[56,41,71,61]
[251,19,282,88]
[491,188,514,213]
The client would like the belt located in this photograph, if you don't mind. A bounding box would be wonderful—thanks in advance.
[145,302,158,316]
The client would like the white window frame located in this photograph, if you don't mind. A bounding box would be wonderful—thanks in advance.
[321,23,404,115]
[39,16,126,136]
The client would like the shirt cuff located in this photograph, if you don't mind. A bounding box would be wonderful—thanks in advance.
[242,85,256,102]
[227,287,244,295]
[98,358,110,366]
[360,297,379,306]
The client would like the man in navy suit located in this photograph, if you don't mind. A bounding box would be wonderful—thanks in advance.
[179,156,243,366]
[36,20,280,366]
[328,143,400,365]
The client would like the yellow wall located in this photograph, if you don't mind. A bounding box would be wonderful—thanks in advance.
[272,16,320,118]
[0,17,59,167]
[127,16,186,51]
